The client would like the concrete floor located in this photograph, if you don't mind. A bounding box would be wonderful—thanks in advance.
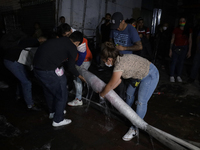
[0,60,200,150]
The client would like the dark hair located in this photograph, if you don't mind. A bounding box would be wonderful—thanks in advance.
[101,42,122,62]
[105,13,111,17]
[69,31,83,44]
[137,17,143,22]
[129,18,136,24]
[126,18,136,24]
[57,23,71,37]
[125,19,130,24]
[59,16,65,20]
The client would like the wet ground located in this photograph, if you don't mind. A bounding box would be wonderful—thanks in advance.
[0,59,200,150]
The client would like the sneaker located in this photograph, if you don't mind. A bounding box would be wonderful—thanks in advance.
[52,119,72,127]
[28,105,41,111]
[68,98,83,106]
[170,76,175,82]
[0,81,9,89]
[122,127,138,141]
[177,76,182,82]
[49,110,67,119]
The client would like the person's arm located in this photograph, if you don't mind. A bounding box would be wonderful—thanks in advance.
[187,32,192,58]
[146,34,150,39]
[169,33,175,58]
[146,27,150,39]
[116,41,143,51]
[78,75,86,83]
[99,71,122,97]
[65,45,80,77]
[76,51,86,66]
[76,42,87,66]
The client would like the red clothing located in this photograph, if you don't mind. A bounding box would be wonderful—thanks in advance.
[138,26,150,35]
[173,27,192,46]
[75,38,93,62]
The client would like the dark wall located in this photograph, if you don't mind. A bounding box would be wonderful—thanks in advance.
[19,1,55,37]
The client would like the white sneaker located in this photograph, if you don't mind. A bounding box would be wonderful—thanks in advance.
[177,76,182,82]
[52,119,72,127]
[49,110,66,119]
[170,76,175,82]
[122,127,138,141]
[68,98,83,106]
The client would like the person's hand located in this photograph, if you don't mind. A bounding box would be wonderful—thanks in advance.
[169,49,172,58]
[139,34,143,38]
[186,51,191,58]
[99,93,106,104]
[78,75,87,83]
[116,45,126,51]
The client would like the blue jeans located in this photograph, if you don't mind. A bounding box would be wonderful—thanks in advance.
[34,69,68,123]
[74,61,91,100]
[170,45,188,76]
[4,59,33,107]
[126,63,159,120]
[190,50,200,80]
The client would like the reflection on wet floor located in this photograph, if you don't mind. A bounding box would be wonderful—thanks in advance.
[0,63,200,150]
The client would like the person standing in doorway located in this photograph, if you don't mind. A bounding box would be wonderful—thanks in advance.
[137,17,152,60]
[169,17,192,82]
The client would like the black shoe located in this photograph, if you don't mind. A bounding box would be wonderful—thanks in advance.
[28,105,41,111]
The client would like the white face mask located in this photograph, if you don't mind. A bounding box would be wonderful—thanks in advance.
[163,27,167,31]
[105,62,112,67]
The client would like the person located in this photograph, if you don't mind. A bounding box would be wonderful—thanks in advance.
[101,13,111,43]
[126,18,137,28]
[96,13,111,70]
[187,31,200,83]
[33,31,86,127]
[105,12,142,99]
[136,17,152,60]
[169,17,192,82]
[3,36,46,110]
[110,12,142,54]
[32,22,43,39]
[154,22,172,68]
[53,16,67,33]
[99,42,159,141]
[137,17,150,40]
[57,23,93,106]
[59,16,65,25]
[56,23,76,38]
[67,37,93,106]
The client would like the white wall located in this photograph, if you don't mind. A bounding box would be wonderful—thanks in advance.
[56,0,142,37]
